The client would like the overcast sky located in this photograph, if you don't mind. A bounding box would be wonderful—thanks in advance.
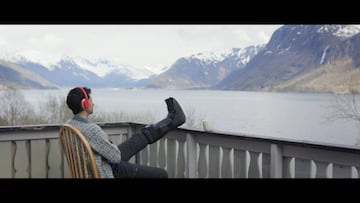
[0,24,282,72]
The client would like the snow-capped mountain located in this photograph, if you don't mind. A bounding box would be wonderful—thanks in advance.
[0,52,155,80]
[67,56,154,80]
[0,44,266,90]
[0,58,57,89]
[189,47,260,66]
[0,50,59,70]
[317,25,360,38]
[0,52,157,88]
[217,24,360,91]
[148,45,264,89]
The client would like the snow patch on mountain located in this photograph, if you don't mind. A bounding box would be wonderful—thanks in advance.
[187,46,263,65]
[0,51,59,69]
[69,56,116,77]
[188,49,233,64]
[63,56,154,79]
[0,51,156,80]
[333,25,360,38]
[317,25,360,38]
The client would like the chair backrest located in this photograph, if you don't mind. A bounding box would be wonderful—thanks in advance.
[58,124,99,178]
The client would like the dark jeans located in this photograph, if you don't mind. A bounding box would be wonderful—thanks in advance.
[112,162,168,178]
[114,129,168,178]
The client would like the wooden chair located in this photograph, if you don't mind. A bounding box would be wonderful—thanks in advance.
[58,124,99,178]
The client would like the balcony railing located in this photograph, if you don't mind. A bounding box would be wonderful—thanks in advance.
[0,122,360,178]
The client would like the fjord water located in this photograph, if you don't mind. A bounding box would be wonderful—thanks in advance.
[19,88,360,147]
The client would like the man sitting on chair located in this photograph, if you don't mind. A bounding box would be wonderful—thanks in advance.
[65,86,186,178]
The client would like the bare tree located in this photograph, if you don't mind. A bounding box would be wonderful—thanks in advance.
[38,95,73,124]
[90,110,131,123]
[327,91,360,122]
[325,78,360,123]
[325,79,360,146]
[0,89,35,126]
[184,106,205,129]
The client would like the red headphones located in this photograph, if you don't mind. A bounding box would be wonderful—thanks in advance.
[78,87,89,110]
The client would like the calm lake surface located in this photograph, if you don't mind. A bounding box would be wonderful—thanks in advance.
[18,88,360,147]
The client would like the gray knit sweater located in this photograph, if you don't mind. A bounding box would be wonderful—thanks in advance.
[66,115,121,178]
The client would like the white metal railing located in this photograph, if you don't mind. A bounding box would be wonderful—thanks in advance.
[0,122,359,178]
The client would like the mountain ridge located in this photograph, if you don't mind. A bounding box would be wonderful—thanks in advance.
[1,24,360,93]
[148,45,264,89]
[216,25,360,93]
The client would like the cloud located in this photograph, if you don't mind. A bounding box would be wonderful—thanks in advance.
[0,25,283,69]
[175,25,280,53]
[256,31,271,44]
[0,35,7,45]
[28,34,64,46]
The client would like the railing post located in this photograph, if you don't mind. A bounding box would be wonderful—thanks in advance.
[186,133,196,178]
[271,143,282,178]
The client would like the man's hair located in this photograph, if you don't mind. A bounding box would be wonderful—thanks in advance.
[66,87,91,114]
